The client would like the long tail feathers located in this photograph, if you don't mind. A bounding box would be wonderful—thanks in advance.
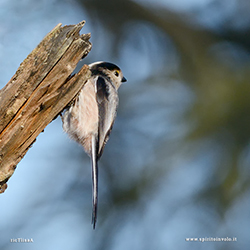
[91,135,98,229]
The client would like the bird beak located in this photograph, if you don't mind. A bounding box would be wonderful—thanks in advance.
[122,76,127,83]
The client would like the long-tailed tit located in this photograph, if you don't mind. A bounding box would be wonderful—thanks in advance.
[62,62,126,229]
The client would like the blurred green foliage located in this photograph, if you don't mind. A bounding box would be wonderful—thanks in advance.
[78,0,250,245]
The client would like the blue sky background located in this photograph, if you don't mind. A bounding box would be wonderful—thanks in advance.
[1,0,250,250]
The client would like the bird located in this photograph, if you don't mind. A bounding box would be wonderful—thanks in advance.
[62,61,126,229]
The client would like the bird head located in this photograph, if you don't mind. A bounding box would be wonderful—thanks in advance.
[89,61,127,89]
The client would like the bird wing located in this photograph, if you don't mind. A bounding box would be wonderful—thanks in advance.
[95,76,119,158]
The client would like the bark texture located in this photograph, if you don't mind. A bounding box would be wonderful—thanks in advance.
[0,21,92,193]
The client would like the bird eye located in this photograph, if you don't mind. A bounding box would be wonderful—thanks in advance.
[114,70,120,77]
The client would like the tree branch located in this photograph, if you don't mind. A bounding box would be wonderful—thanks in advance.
[0,21,92,193]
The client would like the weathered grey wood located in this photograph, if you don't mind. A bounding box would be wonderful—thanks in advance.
[0,21,92,193]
